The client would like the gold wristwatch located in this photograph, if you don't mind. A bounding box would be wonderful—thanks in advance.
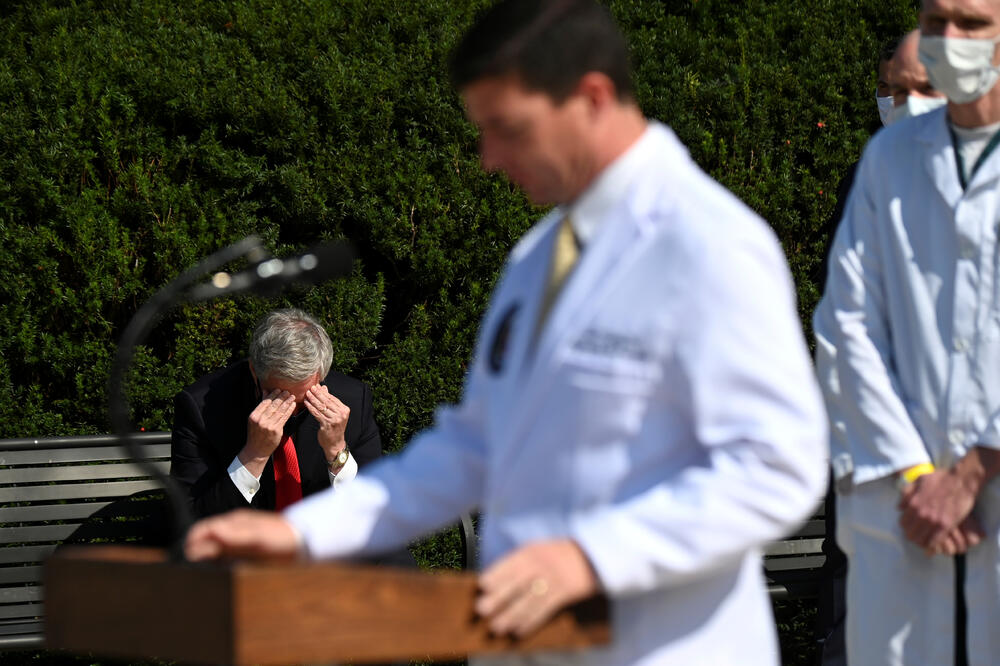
[327,446,349,472]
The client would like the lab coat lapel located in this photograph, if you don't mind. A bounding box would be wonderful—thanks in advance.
[968,130,1000,194]
[919,110,963,208]
[481,213,563,426]
[494,201,643,470]
[532,208,639,369]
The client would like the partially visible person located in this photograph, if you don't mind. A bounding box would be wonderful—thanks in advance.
[886,28,948,124]
[171,308,382,517]
[815,0,1000,662]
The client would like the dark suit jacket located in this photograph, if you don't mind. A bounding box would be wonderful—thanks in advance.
[170,360,382,518]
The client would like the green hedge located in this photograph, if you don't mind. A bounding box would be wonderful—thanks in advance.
[0,0,917,443]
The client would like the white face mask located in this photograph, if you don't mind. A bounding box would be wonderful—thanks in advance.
[877,94,895,126]
[889,95,948,124]
[918,34,1000,104]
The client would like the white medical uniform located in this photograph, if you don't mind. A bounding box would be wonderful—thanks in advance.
[287,122,828,665]
[815,106,1000,665]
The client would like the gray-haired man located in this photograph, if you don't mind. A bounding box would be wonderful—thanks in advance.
[171,308,383,517]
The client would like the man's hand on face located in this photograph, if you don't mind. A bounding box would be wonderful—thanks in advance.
[184,509,301,563]
[898,468,980,553]
[475,539,599,638]
[304,384,350,462]
[239,389,297,476]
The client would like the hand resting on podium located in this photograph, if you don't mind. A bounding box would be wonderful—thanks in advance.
[185,510,598,637]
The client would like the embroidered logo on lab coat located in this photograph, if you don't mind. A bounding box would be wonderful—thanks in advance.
[489,304,519,374]
[572,327,653,363]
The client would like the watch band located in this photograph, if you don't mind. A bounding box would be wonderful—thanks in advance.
[327,446,350,472]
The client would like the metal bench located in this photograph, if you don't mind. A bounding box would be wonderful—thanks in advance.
[0,432,171,650]
[764,502,830,600]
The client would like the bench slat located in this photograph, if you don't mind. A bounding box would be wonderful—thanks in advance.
[764,538,824,557]
[0,603,43,621]
[0,518,164,546]
[0,546,58,565]
[0,461,170,485]
[0,501,113,524]
[764,555,827,572]
[0,618,45,637]
[0,524,79,545]
[0,587,42,604]
[0,479,162,503]
[0,633,44,649]
[0,444,171,467]
[0,566,42,586]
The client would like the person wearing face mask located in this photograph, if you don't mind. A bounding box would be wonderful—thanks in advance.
[887,29,949,124]
[814,1,1000,664]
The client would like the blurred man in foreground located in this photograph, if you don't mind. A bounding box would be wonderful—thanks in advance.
[187,2,828,663]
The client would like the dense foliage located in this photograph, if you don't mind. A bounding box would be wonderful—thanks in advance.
[0,0,918,445]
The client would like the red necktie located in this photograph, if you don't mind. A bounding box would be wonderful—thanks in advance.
[273,434,303,510]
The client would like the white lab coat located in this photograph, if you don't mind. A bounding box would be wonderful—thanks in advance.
[287,123,828,665]
[814,107,1000,665]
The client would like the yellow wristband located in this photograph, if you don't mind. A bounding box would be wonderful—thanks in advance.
[900,463,936,485]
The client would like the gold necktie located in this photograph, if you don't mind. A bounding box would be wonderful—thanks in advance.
[534,216,580,341]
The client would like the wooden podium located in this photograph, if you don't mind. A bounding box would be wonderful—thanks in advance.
[44,546,610,664]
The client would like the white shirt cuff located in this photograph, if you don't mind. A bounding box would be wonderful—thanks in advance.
[329,452,358,490]
[227,455,262,504]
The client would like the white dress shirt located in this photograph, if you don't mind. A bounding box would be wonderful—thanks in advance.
[227,451,357,503]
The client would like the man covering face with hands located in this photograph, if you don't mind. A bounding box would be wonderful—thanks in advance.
[171,308,383,516]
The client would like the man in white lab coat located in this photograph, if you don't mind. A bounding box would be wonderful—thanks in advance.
[186,1,827,663]
[814,1,1000,663]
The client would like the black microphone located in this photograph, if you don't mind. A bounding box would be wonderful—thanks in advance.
[187,240,356,301]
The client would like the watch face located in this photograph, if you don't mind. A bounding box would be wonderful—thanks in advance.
[337,450,348,464]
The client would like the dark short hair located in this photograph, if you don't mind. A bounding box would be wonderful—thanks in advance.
[449,0,634,103]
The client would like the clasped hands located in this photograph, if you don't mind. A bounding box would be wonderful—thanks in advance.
[898,457,987,557]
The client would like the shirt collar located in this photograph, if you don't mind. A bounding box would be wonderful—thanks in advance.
[562,121,660,245]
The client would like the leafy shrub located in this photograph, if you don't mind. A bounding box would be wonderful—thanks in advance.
[0,0,918,443]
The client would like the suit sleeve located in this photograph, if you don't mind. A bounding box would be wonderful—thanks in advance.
[349,381,382,469]
[813,146,931,486]
[569,224,829,595]
[170,390,255,517]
